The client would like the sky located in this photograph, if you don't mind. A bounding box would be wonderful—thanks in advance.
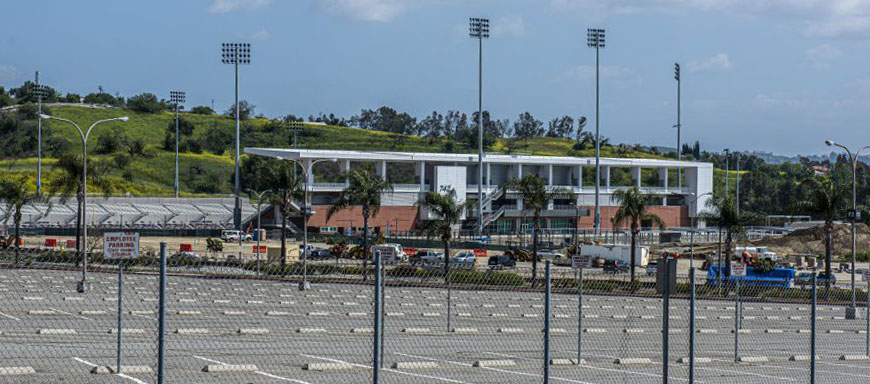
[3,0,870,156]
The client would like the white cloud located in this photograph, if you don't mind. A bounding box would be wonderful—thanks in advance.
[209,0,271,14]
[686,53,733,73]
[805,43,842,67]
[251,29,271,40]
[0,65,19,83]
[317,0,409,22]
[548,0,870,38]
[492,15,529,37]
[563,65,642,87]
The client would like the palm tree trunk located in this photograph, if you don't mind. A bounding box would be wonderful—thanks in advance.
[280,210,287,266]
[13,211,21,264]
[724,231,733,281]
[362,213,369,282]
[630,229,637,283]
[444,238,450,283]
[825,223,832,288]
[532,212,540,284]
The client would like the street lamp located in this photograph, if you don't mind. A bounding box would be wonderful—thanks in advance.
[221,42,251,234]
[825,140,870,318]
[282,157,337,290]
[469,17,489,235]
[41,114,129,293]
[246,188,271,277]
[33,73,49,196]
[674,62,682,189]
[170,91,186,198]
[587,28,605,236]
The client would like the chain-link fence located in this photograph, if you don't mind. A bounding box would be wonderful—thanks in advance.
[1,246,869,384]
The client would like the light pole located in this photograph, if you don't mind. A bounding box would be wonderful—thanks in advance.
[736,153,740,216]
[825,140,870,318]
[41,114,128,293]
[282,157,337,290]
[674,62,682,189]
[221,42,251,235]
[469,17,489,235]
[33,73,48,195]
[170,91,186,198]
[587,28,605,236]
[246,188,271,277]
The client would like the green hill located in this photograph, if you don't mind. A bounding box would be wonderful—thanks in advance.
[2,104,676,197]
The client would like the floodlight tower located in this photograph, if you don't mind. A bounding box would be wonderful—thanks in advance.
[33,71,48,195]
[587,28,605,236]
[170,91,186,198]
[469,17,489,235]
[674,62,682,188]
[221,42,251,231]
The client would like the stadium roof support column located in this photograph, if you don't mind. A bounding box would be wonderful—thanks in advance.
[380,160,387,181]
[547,165,553,186]
[576,166,583,188]
[417,161,426,191]
[632,166,641,188]
[343,160,351,185]
[605,166,611,189]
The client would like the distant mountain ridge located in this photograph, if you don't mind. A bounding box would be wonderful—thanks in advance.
[747,150,870,165]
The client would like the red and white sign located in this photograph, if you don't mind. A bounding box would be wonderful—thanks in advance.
[103,232,140,260]
[732,263,746,277]
[572,255,591,270]
[472,249,488,257]
[253,245,267,254]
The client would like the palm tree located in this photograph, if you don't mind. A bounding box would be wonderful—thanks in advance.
[0,174,47,263]
[794,176,844,287]
[327,167,392,280]
[417,188,473,281]
[263,161,303,265]
[507,174,570,283]
[611,186,666,282]
[702,195,757,282]
[47,154,114,262]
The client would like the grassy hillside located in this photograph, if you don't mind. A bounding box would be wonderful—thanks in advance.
[2,104,680,197]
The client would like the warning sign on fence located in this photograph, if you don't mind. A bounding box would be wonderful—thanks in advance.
[103,232,140,260]
[732,263,746,277]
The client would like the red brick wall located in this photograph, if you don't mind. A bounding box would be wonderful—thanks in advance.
[310,205,421,232]
[578,206,689,229]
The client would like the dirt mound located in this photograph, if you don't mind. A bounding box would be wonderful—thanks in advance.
[754,223,870,256]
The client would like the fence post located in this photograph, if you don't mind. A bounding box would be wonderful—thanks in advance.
[447,274,452,332]
[866,282,869,357]
[116,259,124,372]
[689,268,696,384]
[373,250,382,384]
[662,258,671,384]
[379,256,385,368]
[544,261,551,383]
[158,242,167,384]
[733,279,740,363]
[811,274,817,384]
[577,268,583,364]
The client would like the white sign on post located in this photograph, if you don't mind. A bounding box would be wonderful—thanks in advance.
[862,269,870,282]
[572,255,590,270]
[732,263,746,277]
[103,232,140,260]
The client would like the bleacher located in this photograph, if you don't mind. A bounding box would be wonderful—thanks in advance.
[1,197,258,230]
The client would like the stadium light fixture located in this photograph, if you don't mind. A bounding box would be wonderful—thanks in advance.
[587,28,605,237]
[170,91,186,198]
[221,42,251,239]
[469,17,489,236]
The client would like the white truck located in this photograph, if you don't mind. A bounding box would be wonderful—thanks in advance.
[578,244,649,267]
[372,244,407,263]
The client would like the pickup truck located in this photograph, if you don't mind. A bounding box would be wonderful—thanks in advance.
[603,260,629,274]
[488,255,516,269]
[415,250,444,265]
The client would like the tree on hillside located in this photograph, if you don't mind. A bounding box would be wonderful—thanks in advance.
[83,92,124,106]
[225,100,255,120]
[417,188,473,282]
[547,115,574,138]
[127,93,167,113]
[611,186,666,282]
[191,106,215,115]
[47,154,115,265]
[513,112,544,142]
[443,110,468,141]
[417,111,445,139]
[327,166,393,281]
[574,116,588,142]
[507,174,571,283]
[64,93,82,103]
[794,176,845,287]
[0,174,47,263]
[163,117,196,151]
[353,106,417,135]
[0,87,13,107]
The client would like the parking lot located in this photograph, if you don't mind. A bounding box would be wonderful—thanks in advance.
[0,264,869,384]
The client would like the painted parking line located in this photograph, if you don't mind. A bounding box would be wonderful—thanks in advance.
[300,353,469,384]
[191,355,313,384]
[395,352,596,384]
[49,307,93,321]
[484,351,693,383]
[71,357,149,384]
[0,311,21,321]
[764,362,870,379]
[702,359,798,381]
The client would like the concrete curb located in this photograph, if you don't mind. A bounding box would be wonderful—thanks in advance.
[473,360,516,368]
[0,367,35,376]
[202,364,258,373]
[677,357,711,364]
[450,328,478,334]
[175,328,209,334]
[401,328,430,334]
[550,358,584,365]
[614,358,653,365]
[91,366,153,374]
[303,362,356,371]
[37,329,76,335]
[237,328,269,335]
[738,356,769,363]
[839,355,870,361]
[391,361,439,370]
